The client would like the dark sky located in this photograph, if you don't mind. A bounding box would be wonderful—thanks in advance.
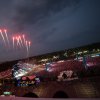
[0,0,100,62]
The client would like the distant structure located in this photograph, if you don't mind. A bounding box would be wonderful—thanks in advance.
[0,42,100,72]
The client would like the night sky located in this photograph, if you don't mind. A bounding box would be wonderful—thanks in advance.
[0,0,100,62]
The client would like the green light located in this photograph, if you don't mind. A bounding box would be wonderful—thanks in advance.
[3,92,12,95]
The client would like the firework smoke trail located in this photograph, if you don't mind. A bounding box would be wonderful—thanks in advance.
[4,29,10,46]
[19,36,23,47]
[17,37,22,48]
[28,41,31,53]
[25,41,29,57]
[12,37,15,49]
[16,37,21,48]
[16,37,18,46]
[22,34,26,45]
[26,41,31,57]
[0,29,6,46]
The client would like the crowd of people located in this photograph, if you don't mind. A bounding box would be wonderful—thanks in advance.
[0,56,100,81]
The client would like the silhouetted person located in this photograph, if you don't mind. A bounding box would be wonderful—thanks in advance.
[62,73,67,79]
[53,91,68,98]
